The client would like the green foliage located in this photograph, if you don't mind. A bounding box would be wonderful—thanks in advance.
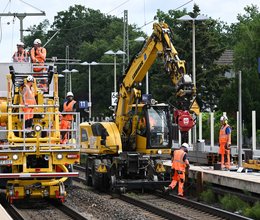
[219,5,260,135]
[200,189,215,204]
[155,4,230,112]
[23,3,259,124]
[243,202,260,220]
[220,194,249,213]
[24,19,50,49]
[199,111,237,144]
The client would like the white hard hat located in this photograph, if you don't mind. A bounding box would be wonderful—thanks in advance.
[27,75,34,82]
[17,41,25,47]
[34,39,42,45]
[181,143,189,153]
[66,91,74,97]
[181,143,189,148]
[220,115,228,121]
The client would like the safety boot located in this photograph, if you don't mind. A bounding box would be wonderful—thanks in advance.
[163,186,171,193]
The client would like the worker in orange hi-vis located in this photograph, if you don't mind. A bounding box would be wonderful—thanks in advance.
[219,115,231,170]
[164,143,190,197]
[12,42,29,62]
[60,92,77,144]
[21,75,37,138]
[30,39,47,72]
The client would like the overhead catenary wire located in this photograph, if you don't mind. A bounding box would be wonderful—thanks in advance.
[139,0,193,29]
[3,0,11,13]
[19,0,45,13]
[106,0,129,15]
[11,16,15,57]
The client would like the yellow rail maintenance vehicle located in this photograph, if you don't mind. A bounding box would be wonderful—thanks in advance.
[80,22,198,192]
[0,63,80,203]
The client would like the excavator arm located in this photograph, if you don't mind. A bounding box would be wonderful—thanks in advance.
[115,23,197,141]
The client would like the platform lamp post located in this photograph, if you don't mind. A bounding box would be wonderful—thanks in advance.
[104,50,126,93]
[80,61,98,120]
[178,14,208,147]
[62,68,78,96]
[238,70,242,167]
[134,36,149,94]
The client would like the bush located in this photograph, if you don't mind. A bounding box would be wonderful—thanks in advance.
[243,202,260,220]
[200,189,215,204]
[220,194,249,213]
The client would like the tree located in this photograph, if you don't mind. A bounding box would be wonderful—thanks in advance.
[219,5,260,135]
[153,4,230,111]
[24,5,144,118]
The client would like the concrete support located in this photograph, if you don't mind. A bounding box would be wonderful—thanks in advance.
[252,111,256,152]
[178,130,181,145]
[237,111,239,149]
[188,129,192,146]
[199,113,202,141]
[196,172,203,196]
[210,112,214,147]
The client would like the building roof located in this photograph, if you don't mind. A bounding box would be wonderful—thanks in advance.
[214,50,234,65]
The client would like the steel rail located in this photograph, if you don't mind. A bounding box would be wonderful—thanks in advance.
[49,199,87,220]
[156,191,252,220]
[119,193,187,220]
[0,194,25,220]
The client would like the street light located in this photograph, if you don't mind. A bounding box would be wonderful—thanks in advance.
[62,68,78,95]
[104,50,126,93]
[134,36,149,94]
[178,14,208,147]
[178,14,208,87]
[80,61,98,120]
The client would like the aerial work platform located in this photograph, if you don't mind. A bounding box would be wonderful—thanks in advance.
[164,161,260,195]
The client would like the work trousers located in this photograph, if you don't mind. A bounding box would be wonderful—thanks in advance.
[169,170,185,196]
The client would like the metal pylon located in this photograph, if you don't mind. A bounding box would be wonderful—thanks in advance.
[123,10,129,74]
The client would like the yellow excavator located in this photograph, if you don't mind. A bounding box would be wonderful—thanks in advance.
[80,22,197,192]
[0,63,80,203]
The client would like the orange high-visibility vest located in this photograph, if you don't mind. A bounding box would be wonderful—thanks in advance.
[30,47,46,63]
[62,100,76,121]
[21,84,36,105]
[219,124,231,145]
[31,47,47,72]
[13,50,29,62]
[172,149,186,172]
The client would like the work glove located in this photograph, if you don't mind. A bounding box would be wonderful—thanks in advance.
[225,143,231,150]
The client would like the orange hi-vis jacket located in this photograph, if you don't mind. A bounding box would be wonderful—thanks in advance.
[219,124,231,145]
[13,50,29,62]
[22,84,36,105]
[31,47,47,72]
[62,100,76,121]
[171,149,187,172]
[30,47,46,63]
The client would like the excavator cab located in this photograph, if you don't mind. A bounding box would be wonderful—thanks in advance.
[136,104,172,155]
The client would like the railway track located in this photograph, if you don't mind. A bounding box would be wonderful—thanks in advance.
[123,191,251,220]
[73,164,252,220]
[0,192,88,220]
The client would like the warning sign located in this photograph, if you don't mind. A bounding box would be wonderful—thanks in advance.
[111,92,118,106]
[190,99,200,115]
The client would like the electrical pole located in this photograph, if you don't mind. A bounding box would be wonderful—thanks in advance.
[123,10,129,74]
[65,46,70,96]
[0,12,45,42]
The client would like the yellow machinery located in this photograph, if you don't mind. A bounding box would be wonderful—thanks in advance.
[243,160,260,171]
[80,23,197,191]
[0,63,80,203]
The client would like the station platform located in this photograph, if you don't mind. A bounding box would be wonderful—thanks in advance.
[0,204,12,220]
[164,161,260,195]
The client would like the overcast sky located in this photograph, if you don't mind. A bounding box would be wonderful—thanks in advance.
[0,0,259,62]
